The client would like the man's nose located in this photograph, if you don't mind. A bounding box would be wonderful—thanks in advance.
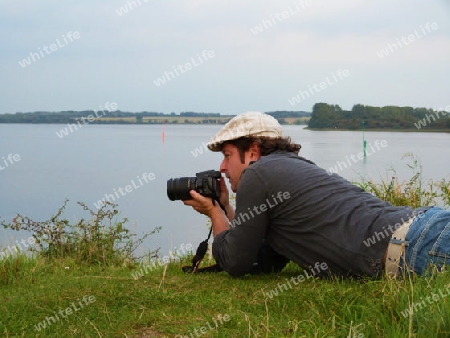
[220,160,227,173]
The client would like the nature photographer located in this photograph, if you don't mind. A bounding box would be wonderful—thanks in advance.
[182,111,450,278]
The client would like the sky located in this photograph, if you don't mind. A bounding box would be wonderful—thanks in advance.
[1,0,449,115]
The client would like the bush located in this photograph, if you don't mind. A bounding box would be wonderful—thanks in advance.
[355,153,450,208]
[1,200,160,267]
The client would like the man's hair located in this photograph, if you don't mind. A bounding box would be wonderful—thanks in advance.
[223,136,302,163]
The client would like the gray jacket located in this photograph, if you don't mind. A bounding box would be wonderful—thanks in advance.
[212,151,429,278]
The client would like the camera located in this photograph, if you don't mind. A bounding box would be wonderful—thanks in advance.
[167,170,221,201]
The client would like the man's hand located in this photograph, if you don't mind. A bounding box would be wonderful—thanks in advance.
[219,177,235,220]
[183,190,221,218]
[219,177,230,207]
[183,190,231,237]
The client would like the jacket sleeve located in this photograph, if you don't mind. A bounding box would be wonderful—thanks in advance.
[212,168,270,276]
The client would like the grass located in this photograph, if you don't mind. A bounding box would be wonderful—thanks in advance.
[1,155,450,337]
[1,257,450,337]
[355,153,450,209]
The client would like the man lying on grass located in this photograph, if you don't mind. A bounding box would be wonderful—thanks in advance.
[183,111,450,278]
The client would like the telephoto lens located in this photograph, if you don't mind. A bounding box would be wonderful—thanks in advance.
[167,177,197,201]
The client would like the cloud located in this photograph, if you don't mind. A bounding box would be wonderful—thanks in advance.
[0,0,449,113]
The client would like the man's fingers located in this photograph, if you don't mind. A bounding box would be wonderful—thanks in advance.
[219,177,228,192]
[189,190,207,201]
[183,190,212,207]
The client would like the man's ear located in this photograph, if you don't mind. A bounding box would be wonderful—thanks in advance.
[249,142,261,161]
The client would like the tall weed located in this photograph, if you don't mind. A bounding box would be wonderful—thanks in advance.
[355,153,450,208]
[1,200,160,267]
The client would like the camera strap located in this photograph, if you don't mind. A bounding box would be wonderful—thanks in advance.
[182,198,226,274]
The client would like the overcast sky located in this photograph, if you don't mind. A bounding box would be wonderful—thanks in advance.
[1,0,449,114]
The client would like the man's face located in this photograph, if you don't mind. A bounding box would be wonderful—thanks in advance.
[219,143,257,192]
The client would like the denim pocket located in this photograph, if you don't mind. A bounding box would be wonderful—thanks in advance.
[429,222,450,259]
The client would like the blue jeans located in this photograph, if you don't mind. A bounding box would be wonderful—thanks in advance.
[404,207,450,275]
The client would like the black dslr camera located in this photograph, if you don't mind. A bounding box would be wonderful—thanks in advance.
[167,170,221,201]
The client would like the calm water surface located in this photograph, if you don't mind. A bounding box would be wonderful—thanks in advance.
[1,124,449,256]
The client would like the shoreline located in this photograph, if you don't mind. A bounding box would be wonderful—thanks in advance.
[1,122,448,132]
[306,127,450,133]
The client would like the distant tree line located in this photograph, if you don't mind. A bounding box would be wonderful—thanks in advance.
[0,110,310,124]
[308,103,450,130]
[179,112,221,117]
[6,105,447,130]
[0,111,228,124]
[266,111,310,118]
[266,111,310,125]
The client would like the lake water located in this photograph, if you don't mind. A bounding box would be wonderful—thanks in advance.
[1,124,449,257]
